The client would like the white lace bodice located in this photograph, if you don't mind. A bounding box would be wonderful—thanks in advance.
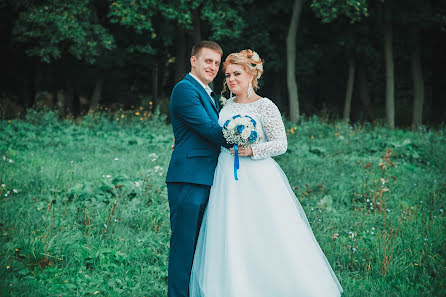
[218,97,287,160]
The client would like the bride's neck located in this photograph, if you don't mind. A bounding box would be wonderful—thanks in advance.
[235,92,256,103]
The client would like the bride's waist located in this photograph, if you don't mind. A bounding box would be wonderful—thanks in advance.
[221,147,231,154]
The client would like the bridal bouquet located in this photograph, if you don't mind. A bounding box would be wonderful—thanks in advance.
[223,114,259,148]
[223,115,259,180]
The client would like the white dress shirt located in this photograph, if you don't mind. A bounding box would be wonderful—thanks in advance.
[189,72,216,105]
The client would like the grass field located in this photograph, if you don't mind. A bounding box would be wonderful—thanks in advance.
[0,109,445,296]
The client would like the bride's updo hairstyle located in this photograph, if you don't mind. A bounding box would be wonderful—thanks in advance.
[223,49,264,90]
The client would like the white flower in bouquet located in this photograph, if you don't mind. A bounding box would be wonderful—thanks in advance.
[223,114,259,148]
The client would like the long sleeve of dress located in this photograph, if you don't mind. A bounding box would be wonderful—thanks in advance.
[251,99,287,160]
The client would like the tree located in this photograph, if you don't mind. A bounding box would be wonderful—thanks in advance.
[310,0,369,122]
[286,0,304,123]
[11,0,115,114]
[382,0,395,129]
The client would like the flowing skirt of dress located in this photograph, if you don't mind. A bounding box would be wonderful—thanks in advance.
[189,149,343,297]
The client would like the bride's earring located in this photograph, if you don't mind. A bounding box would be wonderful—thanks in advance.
[247,81,253,99]
[230,91,233,98]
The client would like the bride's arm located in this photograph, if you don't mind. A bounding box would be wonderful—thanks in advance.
[250,99,287,159]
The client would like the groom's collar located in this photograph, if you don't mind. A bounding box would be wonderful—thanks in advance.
[188,72,212,95]
[185,73,219,113]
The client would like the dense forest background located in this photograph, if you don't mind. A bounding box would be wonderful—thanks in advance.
[0,0,445,127]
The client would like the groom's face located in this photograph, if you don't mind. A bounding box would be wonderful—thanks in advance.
[190,48,221,85]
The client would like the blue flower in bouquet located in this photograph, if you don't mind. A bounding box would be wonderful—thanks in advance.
[222,114,260,148]
[249,130,258,142]
[236,125,245,134]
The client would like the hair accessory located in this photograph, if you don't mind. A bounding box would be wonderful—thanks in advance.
[250,50,263,79]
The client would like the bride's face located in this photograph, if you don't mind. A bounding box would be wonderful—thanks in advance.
[225,64,252,96]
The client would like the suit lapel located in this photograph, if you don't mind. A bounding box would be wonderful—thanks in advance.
[185,74,219,114]
[212,91,220,112]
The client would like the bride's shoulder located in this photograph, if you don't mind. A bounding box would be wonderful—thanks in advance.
[258,97,281,113]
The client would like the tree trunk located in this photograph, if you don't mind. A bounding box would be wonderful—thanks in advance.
[72,84,80,116]
[175,25,187,83]
[88,77,104,114]
[152,63,159,112]
[410,29,424,129]
[64,79,74,116]
[19,61,36,109]
[286,0,304,123]
[343,57,355,122]
[50,86,59,108]
[358,67,374,121]
[191,9,202,44]
[383,2,395,129]
[432,28,446,123]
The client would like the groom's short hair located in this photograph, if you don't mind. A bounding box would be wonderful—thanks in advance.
[191,41,223,58]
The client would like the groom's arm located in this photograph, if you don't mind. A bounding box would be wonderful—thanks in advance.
[172,83,230,148]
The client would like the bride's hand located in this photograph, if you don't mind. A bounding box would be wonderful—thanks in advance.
[230,146,253,157]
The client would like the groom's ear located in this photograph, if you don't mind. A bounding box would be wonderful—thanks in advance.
[190,56,197,68]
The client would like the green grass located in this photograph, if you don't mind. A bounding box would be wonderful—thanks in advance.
[0,110,445,296]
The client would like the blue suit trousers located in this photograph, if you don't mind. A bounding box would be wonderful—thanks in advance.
[167,182,211,297]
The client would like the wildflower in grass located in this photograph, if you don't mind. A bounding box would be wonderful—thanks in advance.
[311,136,314,140]
[135,181,140,187]
[331,233,339,240]
[420,200,423,204]
[352,247,357,252]
[12,189,18,194]
[114,158,119,160]
[8,159,13,163]
[1,184,5,187]
[104,224,107,228]
[6,265,10,269]
[2,156,5,160]
[386,209,390,212]
[114,219,118,223]
[440,209,444,212]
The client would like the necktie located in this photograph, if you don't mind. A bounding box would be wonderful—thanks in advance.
[208,89,216,106]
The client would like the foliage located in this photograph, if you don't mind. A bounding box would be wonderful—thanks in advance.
[12,0,115,63]
[310,0,369,23]
[0,111,445,296]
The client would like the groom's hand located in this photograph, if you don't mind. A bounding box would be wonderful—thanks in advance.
[230,146,253,157]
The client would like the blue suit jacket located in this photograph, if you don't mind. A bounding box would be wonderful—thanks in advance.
[166,74,229,186]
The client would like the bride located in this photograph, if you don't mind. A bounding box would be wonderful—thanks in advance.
[189,49,343,297]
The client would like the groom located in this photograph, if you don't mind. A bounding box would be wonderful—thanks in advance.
[165,41,229,297]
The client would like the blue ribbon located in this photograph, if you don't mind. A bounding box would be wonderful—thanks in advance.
[234,144,239,180]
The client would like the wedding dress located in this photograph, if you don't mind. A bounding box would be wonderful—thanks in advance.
[189,97,343,297]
